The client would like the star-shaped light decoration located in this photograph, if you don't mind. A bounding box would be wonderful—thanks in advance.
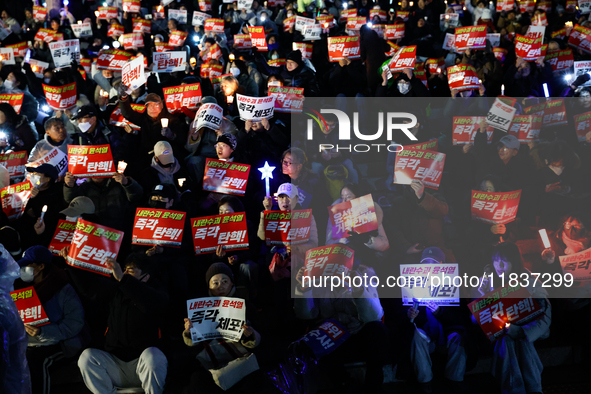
[258,161,276,197]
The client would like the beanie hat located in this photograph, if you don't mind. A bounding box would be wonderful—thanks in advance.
[286,50,304,68]
[216,133,237,151]
[205,262,234,285]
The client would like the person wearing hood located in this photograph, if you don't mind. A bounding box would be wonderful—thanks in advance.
[465,0,495,25]
[256,9,278,34]
[228,59,259,97]
[281,50,320,97]
[69,105,124,160]
[0,103,38,154]
[28,118,73,164]
[377,67,430,97]
[0,69,39,125]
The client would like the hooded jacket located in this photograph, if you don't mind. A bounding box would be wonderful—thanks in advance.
[281,50,320,97]
[28,133,73,164]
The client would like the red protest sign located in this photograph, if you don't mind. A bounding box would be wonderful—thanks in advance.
[132,208,186,247]
[455,25,487,51]
[519,0,535,13]
[327,36,361,62]
[269,86,304,113]
[447,64,480,91]
[532,13,548,26]
[493,47,508,62]
[34,28,59,43]
[283,15,296,32]
[98,6,118,20]
[190,213,249,254]
[109,103,145,130]
[268,58,286,67]
[48,219,77,255]
[496,0,514,11]
[233,34,252,49]
[389,45,416,72]
[544,49,573,72]
[42,83,77,111]
[316,14,335,29]
[452,117,494,145]
[133,18,151,34]
[155,42,175,52]
[0,151,27,180]
[123,0,141,13]
[249,26,267,51]
[574,111,591,142]
[7,42,27,57]
[0,180,32,220]
[339,9,357,23]
[67,145,116,178]
[199,0,212,11]
[508,115,542,143]
[0,93,23,114]
[66,219,123,276]
[394,149,446,189]
[469,284,543,341]
[121,33,144,49]
[529,99,567,127]
[293,42,313,59]
[200,63,223,79]
[107,24,124,38]
[386,41,400,57]
[515,35,544,61]
[303,245,355,286]
[10,287,49,326]
[97,49,133,70]
[163,83,202,113]
[405,140,438,151]
[568,25,591,54]
[263,209,312,246]
[385,24,405,40]
[203,158,250,195]
[328,194,378,239]
[397,11,410,21]
[169,30,188,47]
[426,58,445,74]
[346,16,367,31]
[559,247,591,280]
[33,5,47,21]
[204,18,224,33]
[471,190,521,224]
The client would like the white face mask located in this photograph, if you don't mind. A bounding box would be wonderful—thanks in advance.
[549,165,564,176]
[20,266,35,283]
[44,78,51,84]
[398,81,411,95]
[271,53,279,60]
[230,67,241,77]
[66,215,79,222]
[29,174,42,187]
[3,80,14,90]
[78,121,92,133]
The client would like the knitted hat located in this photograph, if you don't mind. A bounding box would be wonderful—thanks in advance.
[286,50,304,68]
[205,262,234,285]
[216,133,237,151]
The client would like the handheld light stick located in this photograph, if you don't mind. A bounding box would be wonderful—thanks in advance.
[258,161,275,197]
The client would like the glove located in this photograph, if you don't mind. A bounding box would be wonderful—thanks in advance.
[161,127,175,139]
[117,83,129,98]
[573,73,590,88]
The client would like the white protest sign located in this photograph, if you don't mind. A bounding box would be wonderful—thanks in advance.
[574,61,591,87]
[152,51,186,73]
[122,56,146,91]
[303,24,322,41]
[169,9,188,24]
[49,39,80,68]
[236,94,275,121]
[295,16,315,32]
[186,297,246,343]
[443,32,455,51]
[194,103,223,130]
[400,263,460,306]
[440,13,459,26]
[72,22,93,38]
[29,59,50,78]
[192,11,209,26]
[486,98,517,131]
[162,0,175,5]
[526,25,545,41]
[27,148,68,176]
[237,0,254,10]
[0,48,15,65]
[486,33,500,48]
[580,0,591,15]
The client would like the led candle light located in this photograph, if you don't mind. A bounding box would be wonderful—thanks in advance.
[437,67,441,73]
[539,229,551,249]
[161,118,169,128]
[227,95,234,103]
[40,205,47,221]
[117,161,127,174]
[178,178,186,187]
[258,161,275,197]
[566,21,573,28]
[501,84,505,95]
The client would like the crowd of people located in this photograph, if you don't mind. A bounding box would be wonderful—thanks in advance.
[1,0,591,394]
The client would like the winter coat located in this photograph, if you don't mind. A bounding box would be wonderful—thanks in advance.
[28,134,73,164]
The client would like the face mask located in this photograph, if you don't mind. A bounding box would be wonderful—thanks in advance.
[3,80,14,90]
[44,78,51,84]
[78,121,93,133]
[30,175,42,187]
[230,67,241,77]
[66,215,79,222]
[157,160,174,168]
[149,200,168,209]
[271,53,279,60]
[398,81,411,95]
[268,42,279,51]
[549,165,564,176]
[20,266,35,283]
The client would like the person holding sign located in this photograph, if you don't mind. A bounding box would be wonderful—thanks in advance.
[0,103,38,154]
[28,118,73,165]
[70,106,120,156]
[0,70,39,126]
[14,246,88,394]
[281,50,320,97]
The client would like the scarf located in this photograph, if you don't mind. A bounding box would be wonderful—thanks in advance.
[34,265,70,304]
[562,231,586,255]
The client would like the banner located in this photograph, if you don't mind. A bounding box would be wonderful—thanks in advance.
[204,18,224,33]
[385,24,405,40]
[194,103,223,130]
[268,86,304,113]
[455,25,487,51]
[42,83,77,111]
[120,33,144,50]
[293,42,313,59]
[123,0,141,12]
[163,83,202,113]
[551,28,566,40]
[7,42,27,57]
[97,49,132,70]
[303,24,322,41]
[69,22,92,39]
[346,16,366,31]
[580,0,591,14]
[267,58,286,67]
[10,287,49,326]
[295,16,315,32]
[169,30,187,47]
[303,245,354,287]
[98,6,118,20]
[568,25,591,54]
[442,32,455,51]
[169,9,188,24]
[471,190,522,224]
[493,47,508,62]
[389,46,416,72]
[187,297,246,343]
[67,145,116,177]
[486,98,517,131]
[386,41,400,57]
[452,116,494,145]
[327,36,361,62]
[0,48,15,65]
[532,14,548,27]
[29,59,49,78]
[515,35,544,61]
[34,28,57,43]
[233,34,252,49]
[400,263,460,306]
[248,26,267,50]
[33,5,47,21]
[200,64,223,79]
[107,24,124,38]
[263,209,312,246]
[122,55,146,91]
[49,39,80,68]
[27,147,68,177]
[153,51,186,73]
[574,111,591,142]
[468,284,543,341]
[0,151,26,180]
[508,115,542,143]
[190,213,249,254]
[132,18,151,34]
[447,64,480,91]
[519,0,535,13]
[316,14,335,29]
[559,247,591,281]
[0,181,32,220]
[236,94,275,121]
[155,42,175,52]
[109,103,145,130]
[496,0,514,11]
[66,219,123,276]
[328,194,378,239]
[132,208,186,247]
[283,15,296,32]
[48,219,76,255]
[405,140,438,151]
[301,320,350,359]
[440,13,460,25]
[339,9,356,23]
[544,49,574,73]
[199,0,212,12]
[393,149,446,189]
[201,43,223,62]
[0,93,23,114]
[203,159,251,195]
[192,11,210,26]
[211,73,229,91]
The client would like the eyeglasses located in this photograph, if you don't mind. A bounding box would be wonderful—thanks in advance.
[564,221,584,231]
[282,160,293,167]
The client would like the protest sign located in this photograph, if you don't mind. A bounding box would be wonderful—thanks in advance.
[204,18,224,33]
[544,49,574,73]
[295,16,315,32]
[496,0,515,11]
[267,58,286,67]
[328,194,378,239]
[263,209,312,246]
[268,86,304,113]
[400,263,460,306]
[515,35,544,61]
[34,28,57,43]
[471,190,522,224]
[519,0,535,12]
[486,98,517,131]
[573,60,591,87]
[169,30,188,46]
[194,103,223,130]
[203,159,251,195]
[43,83,77,111]
[132,208,186,247]
[301,320,350,358]
[97,49,132,70]
[440,13,459,26]
[568,25,591,54]
[0,151,26,180]
[532,13,548,26]
[122,55,146,91]
[169,9,188,24]
[339,9,357,23]
[237,0,254,9]
[7,42,27,57]
[397,10,410,21]
[30,58,50,77]
[200,64,223,79]
[486,33,500,48]
[346,16,367,32]
[0,181,32,220]
[187,297,246,342]
[121,33,144,49]
[455,25,487,51]
[33,5,47,21]
[426,58,445,74]
[389,46,416,72]
[236,94,275,121]
[233,34,252,49]
[370,24,386,39]
[155,42,175,52]
[393,149,446,189]
[0,48,15,65]
[447,64,480,91]
[405,140,439,151]
[201,42,222,62]
[163,83,202,113]
[98,6,118,20]
[49,39,80,68]
[370,9,387,21]
[71,22,93,38]
[48,219,77,255]
[386,41,401,57]
[551,28,566,40]
[153,51,186,72]
[303,24,322,41]
[66,219,123,276]
[574,111,591,141]
[442,32,455,51]
[109,104,145,130]
[327,36,361,62]
[559,247,591,281]
[132,18,151,34]
[283,15,296,32]
[123,0,141,13]
[316,14,335,29]
[493,47,508,62]
[292,42,313,59]
[580,0,591,14]
[190,213,249,254]
[67,145,116,177]
[26,148,68,177]
[248,26,267,50]
[10,287,49,326]
[508,115,542,143]
[107,24,124,38]
[303,245,355,286]
[199,0,212,11]
[0,93,23,114]
[192,11,210,26]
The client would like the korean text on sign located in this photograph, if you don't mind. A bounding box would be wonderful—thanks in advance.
[400,263,460,306]
[302,320,350,358]
[328,194,378,239]
[471,190,522,225]
[327,36,360,62]
[48,219,77,255]
[133,208,186,247]
[191,212,249,254]
[559,247,591,281]
[0,150,27,180]
[43,82,77,111]
[153,51,186,73]
[67,145,116,178]
[263,209,312,246]
[203,158,251,196]
[0,180,32,221]
[393,149,446,189]
[187,297,246,343]
[163,83,202,113]
[236,94,275,121]
[303,245,355,288]
[10,287,49,326]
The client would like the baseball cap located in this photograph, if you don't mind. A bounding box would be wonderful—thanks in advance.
[71,105,97,120]
[149,183,177,200]
[201,96,218,105]
[145,93,163,105]
[277,183,299,199]
[154,141,175,165]
[17,245,53,267]
[25,163,58,181]
[498,135,520,151]
[420,247,446,264]
[60,196,95,217]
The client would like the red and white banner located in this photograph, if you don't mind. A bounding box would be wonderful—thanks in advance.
[133,18,151,34]
[200,64,223,79]
[471,190,522,224]
[120,33,144,50]
[66,219,123,276]
[48,219,76,255]
[249,26,267,50]
[551,28,566,40]
[203,159,251,195]
[267,58,286,67]
[43,83,77,111]
[199,0,212,12]
[405,140,439,151]
[0,181,32,220]
[386,41,401,57]
[190,213,249,254]
[34,28,57,43]
[293,42,313,59]
[426,58,445,74]
[519,0,535,13]
[532,14,548,27]
[27,148,68,177]
[109,104,145,130]
[132,208,186,247]
[233,34,252,49]
[263,209,312,246]
[493,47,508,62]
[455,25,487,51]
[385,24,405,40]
[97,49,133,70]
[98,6,118,20]
[123,0,141,13]
[339,9,357,23]
[33,6,47,21]
[169,30,187,47]
[544,49,573,72]
[447,64,480,91]
[283,15,296,32]
[236,94,275,121]
[316,14,335,29]
[346,16,367,32]
[30,59,50,78]
[568,25,591,54]
[202,43,223,62]
[328,194,378,239]
[204,18,224,33]
[7,42,27,57]
[192,11,210,26]
[524,99,567,127]
[574,111,591,142]
[0,93,23,114]
[67,145,115,178]
[496,0,514,11]
[559,247,591,281]
[0,151,27,180]
[155,42,175,52]
[515,35,544,61]
[10,287,49,326]
[163,83,202,113]
[508,115,542,143]
[303,245,354,286]
[327,36,360,62]
[122,55,146,90]
[393,149,446,189]
[389,45,416,72]
[268,86,304,113]
[107,24,124,38]
[153,51,186,73]
[452,117,494,145]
